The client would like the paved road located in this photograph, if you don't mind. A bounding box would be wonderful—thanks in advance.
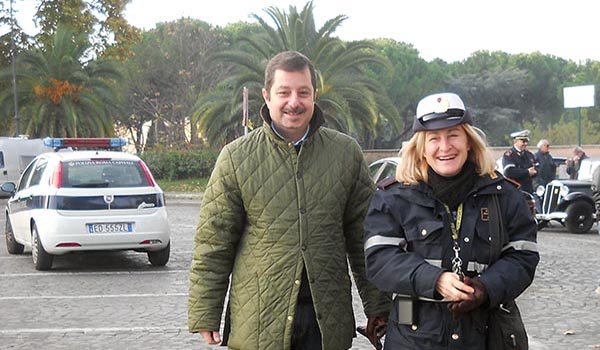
[0,197,599,349]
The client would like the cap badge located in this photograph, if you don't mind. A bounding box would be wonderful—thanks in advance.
[433,97,449,113]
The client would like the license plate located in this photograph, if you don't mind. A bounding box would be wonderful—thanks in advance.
[87,222,133,233]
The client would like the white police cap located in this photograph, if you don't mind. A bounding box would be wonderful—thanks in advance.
[510,129,530,141]
[413,92,472,132]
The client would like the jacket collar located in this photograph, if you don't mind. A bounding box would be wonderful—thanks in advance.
[259,103,325,142]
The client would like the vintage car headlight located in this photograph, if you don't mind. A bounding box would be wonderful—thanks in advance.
[560,185,570,196]
[536,185,545,197]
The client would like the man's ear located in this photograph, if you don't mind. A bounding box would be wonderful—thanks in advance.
[262,88,269,102]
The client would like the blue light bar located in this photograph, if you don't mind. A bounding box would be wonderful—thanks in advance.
[43,137,128,149]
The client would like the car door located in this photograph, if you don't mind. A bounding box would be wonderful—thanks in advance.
[9,158,48,243]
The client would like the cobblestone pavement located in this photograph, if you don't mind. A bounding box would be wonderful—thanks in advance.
[0,197,599,349]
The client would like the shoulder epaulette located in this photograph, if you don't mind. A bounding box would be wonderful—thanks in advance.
[503,176,521,189]
[504,150,513,157]
[376,176,398,190]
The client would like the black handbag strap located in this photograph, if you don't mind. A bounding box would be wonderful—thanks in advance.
[488,194,505,264]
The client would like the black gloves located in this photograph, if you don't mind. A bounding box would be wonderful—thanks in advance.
[448,276,488,316]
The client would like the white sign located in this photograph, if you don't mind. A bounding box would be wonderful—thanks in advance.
[563,85,595,108]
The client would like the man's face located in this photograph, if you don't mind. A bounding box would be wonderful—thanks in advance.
[514,138,529,151]
[262,67,315,141]
[539,143,550,154]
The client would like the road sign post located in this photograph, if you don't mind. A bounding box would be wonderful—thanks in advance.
[563,85,595,146]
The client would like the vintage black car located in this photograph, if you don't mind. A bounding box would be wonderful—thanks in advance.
[532,157,600,233]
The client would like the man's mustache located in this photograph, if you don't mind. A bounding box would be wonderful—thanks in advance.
[283,107,306,114]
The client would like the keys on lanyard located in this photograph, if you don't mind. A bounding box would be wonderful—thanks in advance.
[444,203,465,279]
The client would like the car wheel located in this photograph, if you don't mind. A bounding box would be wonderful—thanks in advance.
[148,242,170,266]
[565,201,594,234]
[31,223,53,270]
[5,214,24,254]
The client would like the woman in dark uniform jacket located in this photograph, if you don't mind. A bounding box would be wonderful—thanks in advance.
[364,92,539,350]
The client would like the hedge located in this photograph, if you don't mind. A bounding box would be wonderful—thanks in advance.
[141,149,218,180]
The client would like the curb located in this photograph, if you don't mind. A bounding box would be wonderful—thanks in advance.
[164,192,203,201]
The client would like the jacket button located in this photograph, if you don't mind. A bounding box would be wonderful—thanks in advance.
[496,185,502,190]
[317,313,322,320]
[463,237,470,243]
[301,245,307,251]
[300,208,306,214]
[287,316,293,321]
[294,280,300,285]
[451,333,459,340]
[421,229,427,236]
[411,324,418,331]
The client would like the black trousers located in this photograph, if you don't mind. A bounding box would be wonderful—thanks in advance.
[290,300,322,350]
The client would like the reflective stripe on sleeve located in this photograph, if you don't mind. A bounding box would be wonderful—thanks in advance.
[364,235,406,251]
[503,240,538,253]
[424,259,441,267]
[467,261,489,273]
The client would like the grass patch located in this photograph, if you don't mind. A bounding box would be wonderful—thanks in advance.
[156,178,208,193]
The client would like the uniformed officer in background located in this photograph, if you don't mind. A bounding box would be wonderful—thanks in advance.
[502,129,537,194]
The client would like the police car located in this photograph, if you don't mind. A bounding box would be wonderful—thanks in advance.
[0,138,170,270]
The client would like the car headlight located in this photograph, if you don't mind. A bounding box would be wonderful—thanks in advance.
[535,185,545,197]
[560,185,569,196]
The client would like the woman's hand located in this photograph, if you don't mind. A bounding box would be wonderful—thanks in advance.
[435,272,475,302]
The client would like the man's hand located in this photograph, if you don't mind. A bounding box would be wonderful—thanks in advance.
[448,277,488,316]
[199,330,221,345]
[357,315,387,350]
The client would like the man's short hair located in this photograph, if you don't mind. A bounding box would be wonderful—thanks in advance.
[264,51,317,93]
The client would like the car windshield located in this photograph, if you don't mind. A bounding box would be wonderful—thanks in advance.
[62,159,149,188]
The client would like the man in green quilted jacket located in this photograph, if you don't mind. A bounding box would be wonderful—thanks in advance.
[188,50,390,350]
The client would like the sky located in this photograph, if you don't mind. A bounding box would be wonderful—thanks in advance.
[8,0,600,63]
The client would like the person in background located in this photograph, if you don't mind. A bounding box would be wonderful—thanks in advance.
[566,146,588,179]
[363,92,539,349]
[534,139,556,188]
[502,130,537,194]
[188,50,389,350]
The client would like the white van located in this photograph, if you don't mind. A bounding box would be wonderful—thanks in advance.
[0,136,52,196]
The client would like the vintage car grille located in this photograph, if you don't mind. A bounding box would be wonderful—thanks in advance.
[541,183,563,215]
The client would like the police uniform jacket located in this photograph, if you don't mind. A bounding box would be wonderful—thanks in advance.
[364,172,539,350]
[502,147,536,193]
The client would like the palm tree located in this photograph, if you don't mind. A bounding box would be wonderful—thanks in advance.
[0,24,122,137]
[193,1,400,147]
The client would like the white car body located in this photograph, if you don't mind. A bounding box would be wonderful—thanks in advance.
[2,145,170,270]
[369,156,400,183]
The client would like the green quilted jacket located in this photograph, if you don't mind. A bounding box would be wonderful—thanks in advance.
[188,105,390,350]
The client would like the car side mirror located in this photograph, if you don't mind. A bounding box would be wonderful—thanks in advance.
[1,182,16,195]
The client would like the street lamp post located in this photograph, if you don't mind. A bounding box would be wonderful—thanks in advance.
[9,0,19,136]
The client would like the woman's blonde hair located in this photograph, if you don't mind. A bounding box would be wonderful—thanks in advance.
[396,124,497,184]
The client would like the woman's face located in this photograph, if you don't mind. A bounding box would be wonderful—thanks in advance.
[423,126,470,177]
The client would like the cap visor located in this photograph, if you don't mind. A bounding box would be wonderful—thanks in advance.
[415,117,464,131]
